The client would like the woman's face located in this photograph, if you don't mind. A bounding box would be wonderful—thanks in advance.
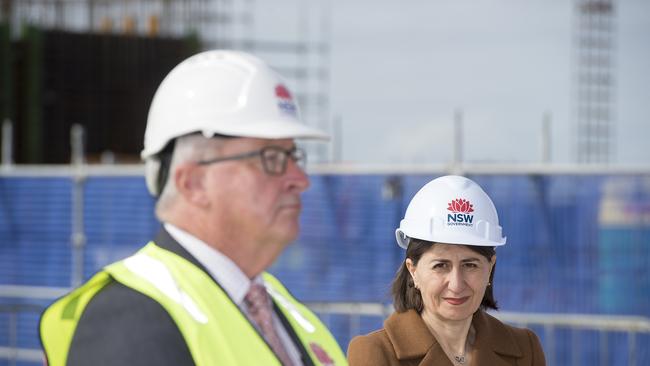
[406,244,495,323]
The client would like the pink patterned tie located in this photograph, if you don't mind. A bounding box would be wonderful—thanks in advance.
[245,283,295,366]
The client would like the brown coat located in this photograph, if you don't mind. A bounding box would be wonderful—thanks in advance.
[347,310,546,366]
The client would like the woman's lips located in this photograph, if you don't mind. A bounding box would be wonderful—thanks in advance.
[444,297,469,305]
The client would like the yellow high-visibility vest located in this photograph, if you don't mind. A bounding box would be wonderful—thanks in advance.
[40,242,347,366]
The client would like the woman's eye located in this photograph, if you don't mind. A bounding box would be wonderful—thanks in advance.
[463,262,478,269]
[432,263,448,270]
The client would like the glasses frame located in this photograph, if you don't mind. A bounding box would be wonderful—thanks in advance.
[196,145,306,176]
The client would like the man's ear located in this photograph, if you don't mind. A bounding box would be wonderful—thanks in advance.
[174,163,209,207]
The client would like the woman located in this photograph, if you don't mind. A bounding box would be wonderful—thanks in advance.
[348,175,545,366]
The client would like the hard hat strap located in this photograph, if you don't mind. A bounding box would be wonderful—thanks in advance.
[154,139,176,198]
[152,132,239,197]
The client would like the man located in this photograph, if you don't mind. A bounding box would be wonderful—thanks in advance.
[40,50,347,366]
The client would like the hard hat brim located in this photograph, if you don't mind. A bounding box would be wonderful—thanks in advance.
[200,118,331,141]
[395,228,506,249]
[141,118,330,160]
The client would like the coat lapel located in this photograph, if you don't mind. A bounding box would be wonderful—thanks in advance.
[419,348,454,366]
[153,228,206,271]
[384,310,433,359]
[384,310,453,366]
[471,310,523,366]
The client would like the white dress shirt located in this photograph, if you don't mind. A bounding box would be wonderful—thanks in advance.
[164,223,304,366]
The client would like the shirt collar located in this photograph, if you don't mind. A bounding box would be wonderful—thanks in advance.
[164,223,260,306]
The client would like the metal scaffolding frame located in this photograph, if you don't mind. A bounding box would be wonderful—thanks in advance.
[0,0,332,162]
[573,0,616,164]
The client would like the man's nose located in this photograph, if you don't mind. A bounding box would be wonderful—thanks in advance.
[284,158,310,192]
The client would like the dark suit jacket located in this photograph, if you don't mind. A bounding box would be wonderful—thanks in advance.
[347,309,546,366]
[67,229,314,366]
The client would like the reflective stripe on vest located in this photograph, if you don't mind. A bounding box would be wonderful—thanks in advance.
[40,242,347,366]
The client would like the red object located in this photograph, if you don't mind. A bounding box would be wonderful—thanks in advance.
[245,284,295,366]
[447,198,474,213]
[309,342,334,365]
[275,85,292,99]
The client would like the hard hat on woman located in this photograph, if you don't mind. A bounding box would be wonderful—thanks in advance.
[395,175,507,249]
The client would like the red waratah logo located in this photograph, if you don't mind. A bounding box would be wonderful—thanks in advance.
[448,198,474,213]
[275,84,292,99]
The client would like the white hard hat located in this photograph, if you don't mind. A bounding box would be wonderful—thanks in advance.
[142,50,328,160]
[395,175,506,249]
[141,50,329,196]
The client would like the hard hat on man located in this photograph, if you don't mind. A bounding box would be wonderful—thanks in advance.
[143,50,328,159]
[141,50,329,196]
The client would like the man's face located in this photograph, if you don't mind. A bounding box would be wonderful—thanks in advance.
[202,137,309,253]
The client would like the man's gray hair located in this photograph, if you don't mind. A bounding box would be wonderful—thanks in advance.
[155,134,226,219]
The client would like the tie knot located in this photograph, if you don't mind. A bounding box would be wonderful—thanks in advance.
[245,283,271,315]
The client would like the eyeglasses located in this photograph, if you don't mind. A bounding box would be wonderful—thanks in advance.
[197,145,306,176]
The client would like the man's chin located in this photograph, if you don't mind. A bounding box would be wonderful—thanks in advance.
[275,226,300,245]
[268,215,301,241]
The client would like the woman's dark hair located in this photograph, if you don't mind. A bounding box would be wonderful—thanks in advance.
[391,238,498,313]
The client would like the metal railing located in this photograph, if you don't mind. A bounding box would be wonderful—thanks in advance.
[0,285,69,364]
[306,302,650,366]
[0,303,45,365]
[2,293,650,365]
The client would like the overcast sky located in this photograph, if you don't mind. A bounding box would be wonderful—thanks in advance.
[258,0,649,165]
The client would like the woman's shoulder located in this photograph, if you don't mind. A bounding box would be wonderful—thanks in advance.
[348,328,390,353]
[486,312,540,340]
[477,311,546,365]
[480,311,539,340]
[347,328,394,366]
[348,310,428,366]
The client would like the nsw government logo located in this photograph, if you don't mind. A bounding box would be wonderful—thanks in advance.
[275,84,298,117]
[447,198,474,226]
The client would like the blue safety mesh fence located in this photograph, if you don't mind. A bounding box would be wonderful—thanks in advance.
[1,173,649,365]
